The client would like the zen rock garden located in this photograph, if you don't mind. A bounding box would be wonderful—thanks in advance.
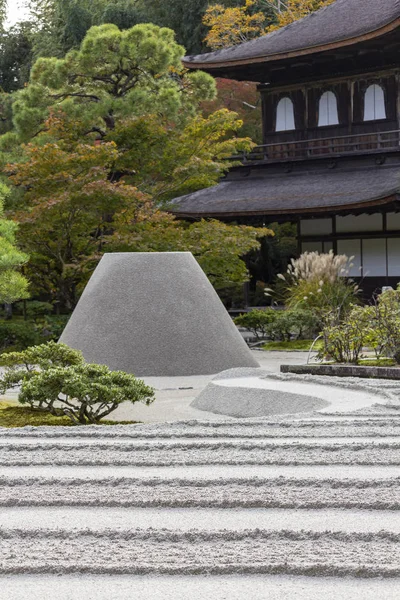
[1,251,400,600]
[1,0,400,598]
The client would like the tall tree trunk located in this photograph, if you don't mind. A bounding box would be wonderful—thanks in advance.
[4,303,12,320]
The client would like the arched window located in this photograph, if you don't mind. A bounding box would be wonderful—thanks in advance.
[275,97,295,131]
[318,91,339,126]
[364,84,386,121]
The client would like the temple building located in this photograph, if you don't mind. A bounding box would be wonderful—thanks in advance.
[172,0,400,293]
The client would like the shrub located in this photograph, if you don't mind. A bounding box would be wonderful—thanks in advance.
[0,321,41,350]
[15,301,54,322]
[322,312,367,364]
[0,314,70,353]
[234,309,277,340]
[371,286,400,363]
[271,309,317,341]
[278,251,360,328]
[234,308,317,341]
[38,315,70,341]
[0,342,155,424]
[321,298,399,364]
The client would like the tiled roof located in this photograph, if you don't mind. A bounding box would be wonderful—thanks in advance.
[184,0,400,70]
[171,158,400,217]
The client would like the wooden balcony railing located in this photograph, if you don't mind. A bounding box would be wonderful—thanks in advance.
[232,129,400,163]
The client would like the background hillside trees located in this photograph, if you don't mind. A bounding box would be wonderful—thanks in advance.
[203,0,268,50]
[6,24,270,310]
[25,0,276,57]
[0,0,334,312]
[0,22,34,93]
[268,0,335,30]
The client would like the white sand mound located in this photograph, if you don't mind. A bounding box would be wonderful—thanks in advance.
[191,368,327,417]
[192,382,328,417]
[191,368,392,417]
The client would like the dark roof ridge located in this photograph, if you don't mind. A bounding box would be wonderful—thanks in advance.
[227,160,400,178]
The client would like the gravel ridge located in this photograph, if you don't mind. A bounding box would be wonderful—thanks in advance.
[1,443,399,466]
[1,477,399,509]
[1,529,399,577]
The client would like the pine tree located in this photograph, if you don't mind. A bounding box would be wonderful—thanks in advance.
[0,183,29,304]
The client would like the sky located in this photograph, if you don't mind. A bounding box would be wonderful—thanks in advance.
[6,1,31,27]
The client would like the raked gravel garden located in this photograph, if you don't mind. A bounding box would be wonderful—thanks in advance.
[1,351,400,599]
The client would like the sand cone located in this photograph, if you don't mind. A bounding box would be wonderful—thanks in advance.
[59,252,259,376]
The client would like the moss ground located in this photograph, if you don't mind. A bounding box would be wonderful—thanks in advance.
[262,339,324,352]
[357,358,397,367]
[0,401,138,428]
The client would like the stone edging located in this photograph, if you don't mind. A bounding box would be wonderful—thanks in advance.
[280,364,400,380]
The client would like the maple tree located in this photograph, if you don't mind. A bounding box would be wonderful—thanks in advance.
[8,110,268,309]
[203,0,335,49]
[8,120,135,309]
[108,108,253,201]
[202,78,262,143]
[110,213,266,290]
[203,0,268,50]
[267,0,335,29]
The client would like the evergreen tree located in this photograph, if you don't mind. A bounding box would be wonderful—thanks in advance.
[0,0,7,33]
[0,183,29,304]
[101,2,143,31]
[0,22,34,93]
[12,22,216,141]
[26,0,276,58]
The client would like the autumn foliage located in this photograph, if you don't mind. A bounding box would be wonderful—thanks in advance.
[203,0,336,49]
[7,107,269,310]
[269,0,335,30]
[203,0,268,50]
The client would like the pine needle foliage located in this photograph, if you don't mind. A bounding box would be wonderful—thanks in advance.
[0,183,29,304]
[0,341,155,425]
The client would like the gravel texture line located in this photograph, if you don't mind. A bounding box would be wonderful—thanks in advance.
[2,435,400,445]
[1,529,399,576]
[1,443,399,465]
[2,417,400,437]
[1,477,398,509]
[2,506,400,533]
